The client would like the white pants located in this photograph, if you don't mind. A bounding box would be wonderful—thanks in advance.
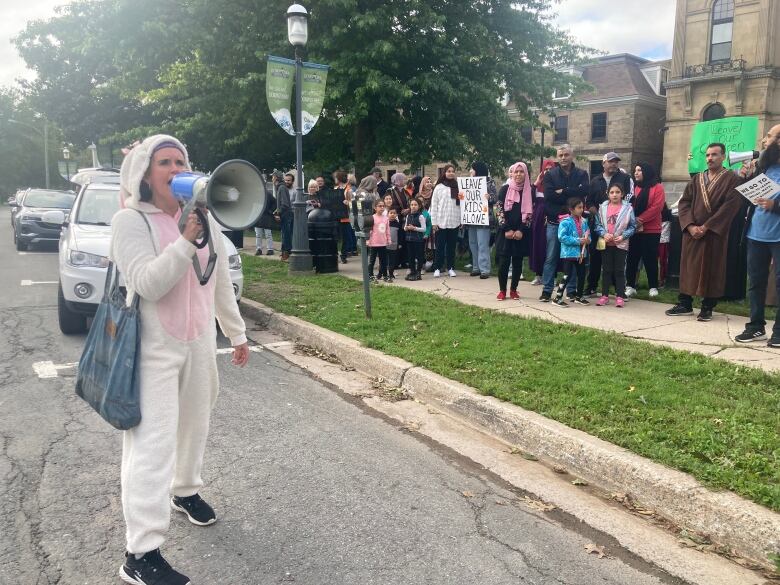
[254,227,273,251]
[121,303,219,554]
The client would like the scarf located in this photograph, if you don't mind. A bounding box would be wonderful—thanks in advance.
[534,159,556,193]
[418,176,433,209]
[633,162,658,217]
[435,167,460,205]
[505,161,533,222]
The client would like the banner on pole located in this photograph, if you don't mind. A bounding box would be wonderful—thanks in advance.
[301,62,329,135]
[688,116,759,174]
[457,177,489,226]
[266,56,295,136]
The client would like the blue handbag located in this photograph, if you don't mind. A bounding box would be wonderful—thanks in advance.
[75,261,142,430]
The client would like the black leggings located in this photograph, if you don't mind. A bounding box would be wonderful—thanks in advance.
[601,246,627,297]
[498,254,523,292]
[407,240,425,274]
[434,228,458,270]
[626,233,661,289]
[369,246,388,277]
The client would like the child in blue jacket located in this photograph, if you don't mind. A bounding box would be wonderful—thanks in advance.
[555,198,591,307]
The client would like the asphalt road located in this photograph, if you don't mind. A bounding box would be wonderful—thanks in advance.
[0,207,683,584]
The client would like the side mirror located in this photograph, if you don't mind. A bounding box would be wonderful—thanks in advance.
[7,197,16,206]
[42,210,66,226]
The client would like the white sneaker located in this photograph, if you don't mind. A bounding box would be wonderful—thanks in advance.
[433,269,441,278]
[624,286,636,298]
[648,288,659,298]
[448,269,457,277]
[464,263,472,269]
[530,276,542,285]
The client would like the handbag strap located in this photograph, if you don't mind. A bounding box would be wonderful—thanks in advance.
[105,210,158,309]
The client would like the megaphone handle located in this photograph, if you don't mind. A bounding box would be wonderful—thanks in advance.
[192,207,210,249]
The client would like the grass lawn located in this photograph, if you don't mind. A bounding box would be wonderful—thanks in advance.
[242,256,779,514]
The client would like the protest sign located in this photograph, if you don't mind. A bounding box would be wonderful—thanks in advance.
[735,173,780,204]
[688,116,759,174]
[457,177,489,226]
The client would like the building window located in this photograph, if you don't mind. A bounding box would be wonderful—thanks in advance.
[591,113,607,141]
[590,160,604,177]
[702,103,726,121]
[554,116,568,143]
[710,0,734,63]
[520,126,533,143]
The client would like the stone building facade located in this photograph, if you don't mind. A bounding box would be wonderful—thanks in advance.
[663,0,780,188]
[515,54,669,179]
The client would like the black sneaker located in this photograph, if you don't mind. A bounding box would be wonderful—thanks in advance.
[665,304,693,316]
[119,549,190,585]
[735,329,766,343]
[171,494,216,526]
[566,295,577,302]
[254,249,263,256]
[266,249,274,256]
[479,273,490,279]
[767,337,780,348]
[697,309,713,322]
[414,274,422,281]
[574,297,590,306]
[539,291,551,303]
[470,271,481,277]
[552,298,569,308]
[340,256,348,264]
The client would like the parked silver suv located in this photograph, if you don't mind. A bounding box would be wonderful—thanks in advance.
[12,188,75,250]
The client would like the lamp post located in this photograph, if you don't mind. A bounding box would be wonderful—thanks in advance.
[8,118,49,189]
[62,145,71,182]
[286,3,313,273]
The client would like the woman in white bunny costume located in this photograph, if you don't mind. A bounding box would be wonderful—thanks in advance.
[111,134,249,585]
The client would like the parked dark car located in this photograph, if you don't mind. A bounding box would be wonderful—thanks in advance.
[12,189,76,251]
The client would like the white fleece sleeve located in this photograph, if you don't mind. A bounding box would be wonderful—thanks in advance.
[111,209,196,302]
[211,218,247,346]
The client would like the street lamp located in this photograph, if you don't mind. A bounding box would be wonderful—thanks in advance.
[8,118,50,189]
[286,3,313,274]
[62,145,71,182]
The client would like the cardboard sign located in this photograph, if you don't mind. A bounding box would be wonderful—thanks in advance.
[688,116,759,174]
[458,177,489,226]
[735,173,780,204]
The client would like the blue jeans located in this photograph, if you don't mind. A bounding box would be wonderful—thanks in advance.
[468,227,491,275]
[280,212,293,253]
[746,238,780,336]
[542,223,574,295]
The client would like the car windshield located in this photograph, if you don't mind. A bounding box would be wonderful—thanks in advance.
[75,188,121,225]
[24,190,75,209]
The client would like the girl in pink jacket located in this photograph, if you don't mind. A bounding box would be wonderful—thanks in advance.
[367,199,391,280]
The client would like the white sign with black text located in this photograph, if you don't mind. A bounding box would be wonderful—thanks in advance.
[458,177,489,226]
[735,173,780,204]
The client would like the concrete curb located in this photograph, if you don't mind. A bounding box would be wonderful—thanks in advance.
[240,298,780,569]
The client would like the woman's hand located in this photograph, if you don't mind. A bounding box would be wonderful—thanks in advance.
[615,235,624,243]
[513,231,523,240]
[182,211,204,242]
[232,342,249,367]
[755,197,775,210]
[505,230,515,239]
[604,233,614,243]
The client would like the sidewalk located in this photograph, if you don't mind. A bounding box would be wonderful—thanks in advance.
[242,236,778,373]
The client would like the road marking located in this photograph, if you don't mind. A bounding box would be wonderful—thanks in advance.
[17,252,54,255]
[33,361,79,379]
[20,280,58,286]
[216,345,263,355]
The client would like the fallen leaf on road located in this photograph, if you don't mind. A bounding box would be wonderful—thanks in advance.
[553,465,567,474]
[462,490,476,498]
[522,496,556,512]
[584,543,608,558]
[571,479,589,486]
[521,453,539,461]
[494,500,507,506]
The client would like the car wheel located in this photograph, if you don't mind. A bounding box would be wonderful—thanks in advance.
[58,283,88,334]
[16,236,27,251]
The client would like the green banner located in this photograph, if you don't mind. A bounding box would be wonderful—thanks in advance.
[301,62,329,136]
[266,55,295,136]
[688,116,759,174]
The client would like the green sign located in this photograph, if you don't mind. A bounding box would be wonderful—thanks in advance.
[301,61,329,136]
[266,56,295,136]
[688,116,759,174]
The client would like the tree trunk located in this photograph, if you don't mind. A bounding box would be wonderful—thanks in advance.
[353,120,378,180]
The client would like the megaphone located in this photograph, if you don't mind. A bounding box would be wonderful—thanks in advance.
[728,150,760,166]
[171,159,267,231]
[170,159,267,285]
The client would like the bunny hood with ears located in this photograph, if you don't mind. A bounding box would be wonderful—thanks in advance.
[120,134,190,209]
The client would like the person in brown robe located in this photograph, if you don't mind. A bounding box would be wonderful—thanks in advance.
[665,143,745,321]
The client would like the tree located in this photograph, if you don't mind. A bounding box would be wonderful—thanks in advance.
[14,0,591,177]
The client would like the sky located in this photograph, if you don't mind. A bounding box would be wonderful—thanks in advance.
[0,0,677,89]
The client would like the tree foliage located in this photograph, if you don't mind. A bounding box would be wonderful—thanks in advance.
[14,0,591,178]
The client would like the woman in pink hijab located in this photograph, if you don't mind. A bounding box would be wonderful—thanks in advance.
[495,161,533,300]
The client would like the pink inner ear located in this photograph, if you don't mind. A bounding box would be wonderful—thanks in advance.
[150,211,216,341]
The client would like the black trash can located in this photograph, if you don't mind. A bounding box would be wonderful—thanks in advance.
[308,208,339,273]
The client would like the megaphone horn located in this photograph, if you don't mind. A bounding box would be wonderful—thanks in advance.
[728,150,760,166]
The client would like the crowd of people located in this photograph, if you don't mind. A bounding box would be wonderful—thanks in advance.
[259,126,780,349]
